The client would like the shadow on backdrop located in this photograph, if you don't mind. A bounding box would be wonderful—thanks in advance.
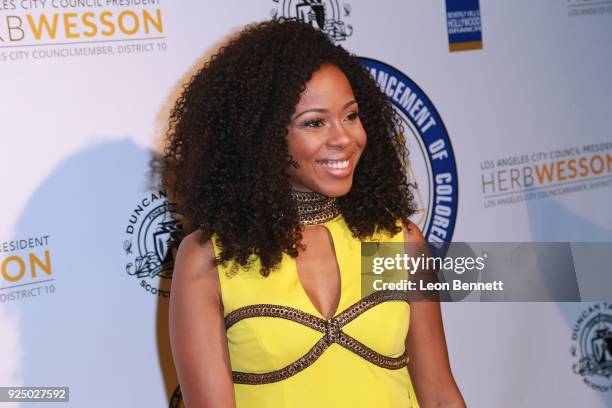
[13,139,181,407]
[527,195,612,406]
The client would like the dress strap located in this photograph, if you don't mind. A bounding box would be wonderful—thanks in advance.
[224,290,411,384]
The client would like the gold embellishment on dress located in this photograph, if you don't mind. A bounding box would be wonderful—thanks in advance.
[290,190,341,226]
[225,290,411,384]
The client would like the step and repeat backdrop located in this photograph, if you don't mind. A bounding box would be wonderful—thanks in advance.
[1,1,611,407]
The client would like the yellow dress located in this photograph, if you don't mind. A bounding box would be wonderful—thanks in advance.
[211,213,420,407]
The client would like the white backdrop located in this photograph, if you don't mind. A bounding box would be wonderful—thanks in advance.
[1,1,611,407]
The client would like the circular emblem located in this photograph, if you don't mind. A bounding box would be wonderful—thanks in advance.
[271,0,353,42]
[123,191,182,297]
[358,57,458,251]
[571,302,612,392]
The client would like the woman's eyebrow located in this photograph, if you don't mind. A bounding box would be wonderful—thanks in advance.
[292,100,357,121]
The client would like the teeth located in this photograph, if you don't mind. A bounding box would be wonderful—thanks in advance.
[318,160,349,169]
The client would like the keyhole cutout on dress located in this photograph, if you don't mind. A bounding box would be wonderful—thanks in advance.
[294,224,342,321]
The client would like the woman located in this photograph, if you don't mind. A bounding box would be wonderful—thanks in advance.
[164,19,465,408]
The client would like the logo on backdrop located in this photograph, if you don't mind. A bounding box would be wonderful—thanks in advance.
[123,190,182,298]
[479,141,612,209]
[0,1,168,62]
[358,57,458,250]
[270,0,353,42]
[445,0,483,52]
[0,234,56,303]
[567,0,612,17]
[571,302,612,392]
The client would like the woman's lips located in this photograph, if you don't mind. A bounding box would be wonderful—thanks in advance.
[316,159,349,169]
[315,157,353,177]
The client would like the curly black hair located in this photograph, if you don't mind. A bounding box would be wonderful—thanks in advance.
[161,18,415,277]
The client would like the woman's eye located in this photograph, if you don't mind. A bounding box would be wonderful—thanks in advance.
[303,119,325,128]
[346,111,359,121]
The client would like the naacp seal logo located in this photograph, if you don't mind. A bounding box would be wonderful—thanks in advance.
[571,302,612,392]
[123,191,182,297]
[271,0,353,42]
[358,58,458,253]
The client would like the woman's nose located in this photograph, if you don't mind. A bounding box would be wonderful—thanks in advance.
[326,122,352,148]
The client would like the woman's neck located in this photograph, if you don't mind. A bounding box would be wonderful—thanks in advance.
[290,190,340,226]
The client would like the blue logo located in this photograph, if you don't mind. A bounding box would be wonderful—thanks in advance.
[358,57,458,251]
[445,0,483,52]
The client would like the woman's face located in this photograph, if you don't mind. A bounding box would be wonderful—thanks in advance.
[286,63,367,197]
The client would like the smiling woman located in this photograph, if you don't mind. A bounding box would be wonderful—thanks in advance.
[286,64,367,197]
[161,18,465,408]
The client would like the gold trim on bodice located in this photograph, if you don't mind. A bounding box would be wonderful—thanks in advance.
[224,290,411,385]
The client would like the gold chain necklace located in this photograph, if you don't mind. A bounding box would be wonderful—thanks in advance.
[290,190,341,226]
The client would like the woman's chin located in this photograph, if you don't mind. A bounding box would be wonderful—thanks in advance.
[313,180,354,198]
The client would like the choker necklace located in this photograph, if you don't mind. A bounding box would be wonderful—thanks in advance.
[290,190,341,226]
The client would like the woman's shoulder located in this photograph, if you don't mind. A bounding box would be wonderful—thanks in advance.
[365,217,426,243]
[173,229,219,281]
[401,218,426,244]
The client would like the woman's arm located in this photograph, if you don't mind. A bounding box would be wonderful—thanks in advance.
[403,221,466,407]
[169,231,236,408]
